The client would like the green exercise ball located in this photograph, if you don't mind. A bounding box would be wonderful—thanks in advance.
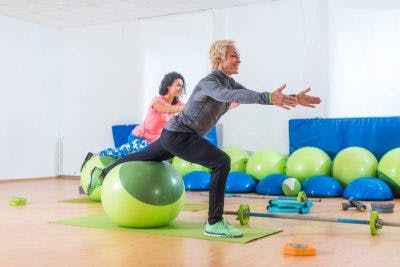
[332,147,378,185]
[101,161,185,228]
[80,155,117,202]
[378,147,400,197]
[223,147,250,172]
[286,147,332,183]
[245,149,287,181]
[171,156,210,176]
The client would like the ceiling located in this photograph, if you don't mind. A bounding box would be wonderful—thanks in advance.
[0,0,269,28]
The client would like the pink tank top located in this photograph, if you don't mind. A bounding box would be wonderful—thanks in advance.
[133,96,184,142]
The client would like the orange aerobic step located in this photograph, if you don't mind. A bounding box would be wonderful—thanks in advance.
[283,243,316,256]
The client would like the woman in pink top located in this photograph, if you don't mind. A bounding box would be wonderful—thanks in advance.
[98,72,185,158]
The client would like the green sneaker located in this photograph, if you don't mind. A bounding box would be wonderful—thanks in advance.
[80,152,94,172]
[204,219,243,238]
[87,167,104,196]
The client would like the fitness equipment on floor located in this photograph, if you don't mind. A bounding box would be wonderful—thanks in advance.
[341,197,367,212]
[224,204,400,235]
[267,199,314,214]
[9,197,27,206]
[283,243,316,256]
[371,202,394,213]
[200,191,321,202]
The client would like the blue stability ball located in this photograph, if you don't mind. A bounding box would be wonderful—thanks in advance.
[182,171,211,191]
[343,177,393,201]
[302,175,343,197]
[225,171,256,193]
[255,174,289,195]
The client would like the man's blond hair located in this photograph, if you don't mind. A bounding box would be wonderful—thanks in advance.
[209,40,235,70]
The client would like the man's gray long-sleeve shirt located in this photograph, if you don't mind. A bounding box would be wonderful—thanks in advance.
[165,69,272,137]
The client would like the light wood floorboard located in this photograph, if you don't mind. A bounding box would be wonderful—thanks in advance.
[1,176,399,267]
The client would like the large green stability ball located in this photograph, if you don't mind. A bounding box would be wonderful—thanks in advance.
[172,156,210,176]
[80,155,117,202]
[223,147,250,172]
[246,149,287,181]
[286,147,332,183]
[378,147,400,197]
[101,161,185,228]
[332,147,378,185]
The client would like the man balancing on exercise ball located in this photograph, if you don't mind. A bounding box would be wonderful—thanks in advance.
[91,39,321,238]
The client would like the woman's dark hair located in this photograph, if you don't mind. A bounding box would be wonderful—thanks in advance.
[159,71,186,105]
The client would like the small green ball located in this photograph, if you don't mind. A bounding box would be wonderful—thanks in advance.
[282,177,301,196]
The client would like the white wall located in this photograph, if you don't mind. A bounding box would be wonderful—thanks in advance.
[0,1,330,178]
[328,0,400,117]
[59,12,214,176]
[3,0,399,178]
[220,0,329,153]
[138,0,330,156]
[140,11,213,112]
[0,16,59,179]
[59,22,142,175]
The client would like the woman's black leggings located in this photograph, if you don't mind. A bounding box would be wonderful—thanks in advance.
[102,129,231,224]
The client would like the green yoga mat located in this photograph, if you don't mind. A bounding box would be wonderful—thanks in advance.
[183,202,208,211]
[59,198,208,211]
[53,214,282,244]
[59,197,98,204]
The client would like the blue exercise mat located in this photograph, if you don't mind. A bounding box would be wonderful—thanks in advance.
[289,116,400,159]
[112,124,218,147]
[112,124,138,147]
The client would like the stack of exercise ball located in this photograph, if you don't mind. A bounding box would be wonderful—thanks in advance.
[172,157,211,191]
[332,146,394,200]
[256,173,288,195]
[286,147,332,183]
[181,171,211,191]
[244,149,286,195]
[246,149,286,180]
[176,146,257,192]
[101,161,185,228]
[223,147,250,172]
[332,146,378,185]
[223,147,256,193]
[342,176,393,200]
[302,175,343,197]
[170,143,400,200]
[225,171,256,193]
[172,156,210,177]
[284,147,341,197]
[377,147,400,197]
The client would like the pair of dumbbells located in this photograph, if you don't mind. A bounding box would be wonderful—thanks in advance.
[342,198,395,213]
[341,197,367,212]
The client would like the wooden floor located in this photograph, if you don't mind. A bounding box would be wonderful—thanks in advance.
[1,176,400,267]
